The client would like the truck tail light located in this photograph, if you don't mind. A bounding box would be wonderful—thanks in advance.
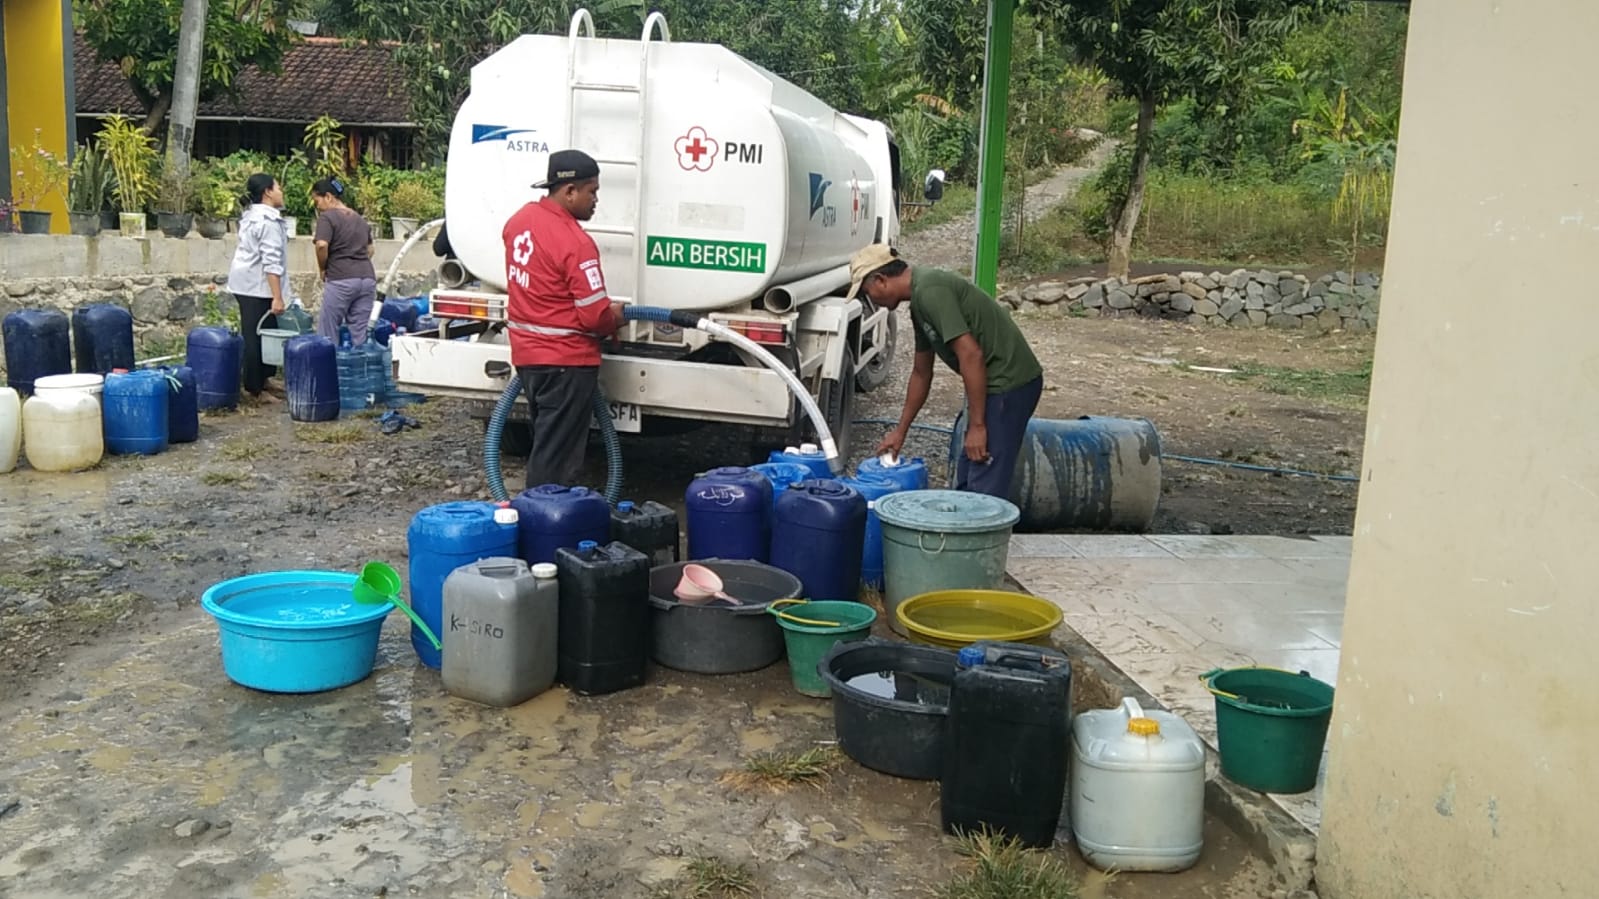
[718,319,790,345]
[429,291,507,321]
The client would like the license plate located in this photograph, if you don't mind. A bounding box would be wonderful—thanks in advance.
[592,401,642,433]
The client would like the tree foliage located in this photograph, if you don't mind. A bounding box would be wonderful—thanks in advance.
[76,0,296,134]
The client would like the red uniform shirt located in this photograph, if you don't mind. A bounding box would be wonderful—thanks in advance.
[502,197,618,367]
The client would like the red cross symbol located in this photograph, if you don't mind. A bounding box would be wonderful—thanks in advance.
[675,126,718,172]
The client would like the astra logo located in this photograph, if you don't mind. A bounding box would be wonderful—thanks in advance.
[471,124,549,152]
[808,173,837,227]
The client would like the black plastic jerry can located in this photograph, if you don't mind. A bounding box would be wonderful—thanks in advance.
[554,539,651,695]
[940,641,1073,848]
[610,500,680,568]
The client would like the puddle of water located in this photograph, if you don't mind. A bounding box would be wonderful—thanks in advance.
[842,670,952,706]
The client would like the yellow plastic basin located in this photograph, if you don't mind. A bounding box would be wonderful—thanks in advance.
[895,589,1063,649]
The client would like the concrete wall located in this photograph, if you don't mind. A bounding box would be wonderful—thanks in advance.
[0,232,435,282]
[1318,3,1599,897]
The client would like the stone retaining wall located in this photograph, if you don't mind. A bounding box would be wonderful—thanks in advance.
[1004,269,1381,333]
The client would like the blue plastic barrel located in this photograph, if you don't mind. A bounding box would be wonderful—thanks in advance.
[72,304,135,374]
[336,344,388,410]
[187,326,242,411]
[102,370,170,456]
[685,466,773,562]
[948,415,1163,532]
[511,484,611,565]
[378,297,419,331]
[371,320,395,347]
[770,479,867,601]
[858,455,930,492]
[3,309,72,394]
[750,462,817,528]
[840,473,902,589]
[161,365,199,443]
[285,335,340,423]
[767,445,833,479]
[407,501,520,669]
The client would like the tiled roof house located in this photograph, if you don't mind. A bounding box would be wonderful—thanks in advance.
[73,34,420,167]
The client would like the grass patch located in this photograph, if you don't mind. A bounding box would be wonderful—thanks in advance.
[0,572,47,592]
[1227,361,1372,408]
[937,830,1079,899]
[109,530,160,549]
[720,745,843,793]
[294,423,368,445]
[219,441,270,462]
[201,470,250,486]
[680,856,755,898]
[902,182,977,235]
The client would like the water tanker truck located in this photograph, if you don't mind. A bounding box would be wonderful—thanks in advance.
[389,9,904,460]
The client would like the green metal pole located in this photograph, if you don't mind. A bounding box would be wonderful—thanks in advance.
[972,0,1014,296]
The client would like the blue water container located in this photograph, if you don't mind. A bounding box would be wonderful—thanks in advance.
[3,309,72,394]
[766,445,833,479]
[371,320,395,347]
[336,343,389,410]
[187,326,242,411]
[685,466,773,562]
[72,304,135,374]
[750,462,817,528]
[379,297,419,331]
[161,365,199,443]
[858,455,930,492]
[840,473,902,589]
[407,501,521,668]
[770,480,867,600]
[103,370,170,456]
[511,484,611,565]
[285,335,340,422]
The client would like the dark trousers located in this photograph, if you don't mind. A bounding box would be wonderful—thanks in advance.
[236,294,278,396]
[956,375,1043,498]
[518,364,599,488]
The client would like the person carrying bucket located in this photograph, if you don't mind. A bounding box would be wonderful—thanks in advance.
[226,173,296,403]
[846,244,1044,498]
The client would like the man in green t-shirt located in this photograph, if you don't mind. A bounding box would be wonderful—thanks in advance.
[845,244,1044,498]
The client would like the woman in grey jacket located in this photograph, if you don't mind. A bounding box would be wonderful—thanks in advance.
[226,173,292,400]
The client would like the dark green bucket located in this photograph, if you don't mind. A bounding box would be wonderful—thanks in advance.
[769,600,877,697]
[1202,667,1335,794]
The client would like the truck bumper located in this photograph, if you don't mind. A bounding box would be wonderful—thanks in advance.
[390,335,796,427]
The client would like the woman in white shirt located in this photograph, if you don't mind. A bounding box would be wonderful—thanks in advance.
[225,173,292,401]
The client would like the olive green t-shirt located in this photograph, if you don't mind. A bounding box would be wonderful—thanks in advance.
[908,266,1043,394]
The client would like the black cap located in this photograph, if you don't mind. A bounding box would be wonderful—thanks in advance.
[532,149,600,189]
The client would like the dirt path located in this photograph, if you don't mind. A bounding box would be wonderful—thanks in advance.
[896,141,1117,271]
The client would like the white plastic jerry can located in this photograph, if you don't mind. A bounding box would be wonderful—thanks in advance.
[22,391,104,472]
[1070,697,1206,872]
[0,387,20,473]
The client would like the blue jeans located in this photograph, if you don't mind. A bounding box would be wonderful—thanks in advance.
[956,376,1043,498]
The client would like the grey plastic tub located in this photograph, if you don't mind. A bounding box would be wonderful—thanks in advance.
[647,560,803,674]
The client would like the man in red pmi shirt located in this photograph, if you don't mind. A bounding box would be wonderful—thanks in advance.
[502,149,626,487]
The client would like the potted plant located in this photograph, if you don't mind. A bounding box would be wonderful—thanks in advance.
[279,149,308,237]
[99,116,157,237]
[67,144,114,236]
[387,180,437,240]
[194,164,237,240]
[348,168,387,238]
[153,160,201,237]
[10,130,69,234]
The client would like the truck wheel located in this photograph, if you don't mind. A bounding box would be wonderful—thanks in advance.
[855,312,896,394]
[810,343,856,461]
[484,419,533,458]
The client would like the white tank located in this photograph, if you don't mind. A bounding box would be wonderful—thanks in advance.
[23,391,104,472]
[33,373,105,398]
[0,387,20,473]
[1070,697,1206,872]
[444,15,899,310]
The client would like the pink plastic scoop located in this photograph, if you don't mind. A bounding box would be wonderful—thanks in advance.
[673,563,742,606]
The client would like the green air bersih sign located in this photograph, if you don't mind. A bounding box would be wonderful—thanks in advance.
[646,236,766,274]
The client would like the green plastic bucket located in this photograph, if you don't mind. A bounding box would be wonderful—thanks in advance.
[875,490,1020,636]
[769,600,877,697]
[1203,667,1335,794]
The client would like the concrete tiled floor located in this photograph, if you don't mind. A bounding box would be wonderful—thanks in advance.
[1008,533,1349,833]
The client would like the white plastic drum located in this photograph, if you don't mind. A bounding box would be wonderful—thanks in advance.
[22,391,104,472]
[33,372,106,397]
[0,386,20,472]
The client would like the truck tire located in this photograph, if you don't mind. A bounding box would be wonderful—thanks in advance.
[484,419,533,458]
[809,342,856,461]
[855,312,896,394]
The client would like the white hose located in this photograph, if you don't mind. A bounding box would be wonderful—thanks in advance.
[693,317,841,474]
[373,217,447,322]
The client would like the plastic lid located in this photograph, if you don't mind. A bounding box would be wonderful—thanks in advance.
[878,452,900,467]
[618,501,635,513]
[493,508,519,525]
[578,540,598,552]
[1127,717,1161,737]
[874,489,1020,534]
[783,446,799,454]
[956,646,986,668]
[798,442,820,454]
[531,562,557,578]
